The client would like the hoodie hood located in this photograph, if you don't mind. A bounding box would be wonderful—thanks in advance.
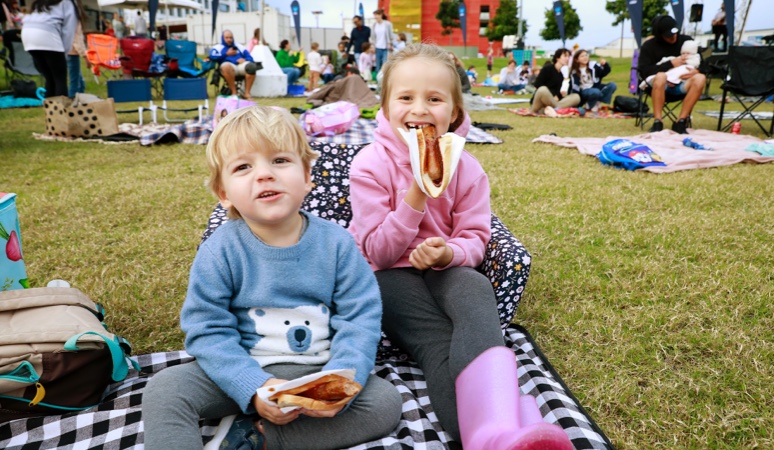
[373,109,471,164]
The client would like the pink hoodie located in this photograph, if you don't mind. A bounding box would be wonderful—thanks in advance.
[349,110,491,271]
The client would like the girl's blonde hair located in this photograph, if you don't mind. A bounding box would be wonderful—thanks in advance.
[380,43,465,132]
[206,106,318,220]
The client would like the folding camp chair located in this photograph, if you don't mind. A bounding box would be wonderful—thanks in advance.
[85,34,122,84]
[716,46,774,137]
[160,77,209,123]
[1,29,41,87]
[107,79,157,125]
[165,40,213,78]
[635,70,691,130]
[119,38,165,97]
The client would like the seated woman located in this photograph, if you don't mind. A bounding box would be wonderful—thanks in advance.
[569,49,617,112]
[530,48,580,116]
[497,60,525,94]
[276,39,302,85]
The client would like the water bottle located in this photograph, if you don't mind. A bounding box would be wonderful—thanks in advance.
[683,138,712,151]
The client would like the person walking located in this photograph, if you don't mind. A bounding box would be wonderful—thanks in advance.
[67,21,88,98]
[346,15,370,66]
[372,8,392,74]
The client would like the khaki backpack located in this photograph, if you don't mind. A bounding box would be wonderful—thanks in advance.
[0,287,138,422]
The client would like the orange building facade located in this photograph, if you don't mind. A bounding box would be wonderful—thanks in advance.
[379,0,503,57]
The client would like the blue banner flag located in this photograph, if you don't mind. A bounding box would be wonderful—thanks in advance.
[627,0,643,49]
[359,3,364,20]
[291,0,301,46]
[211,0,219,40]
[459,1,467,47]
[670,0,684,32]
[149,0,158,34]
[724,0,735,47]
[553,1,565,46]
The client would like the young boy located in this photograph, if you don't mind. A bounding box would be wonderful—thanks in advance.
[142,106,402,450]
[306,41,322,91]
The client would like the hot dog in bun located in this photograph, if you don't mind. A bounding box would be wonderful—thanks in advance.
[414,124,455,199]
[267,374,361,411]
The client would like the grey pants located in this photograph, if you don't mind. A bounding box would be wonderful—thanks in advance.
[375,266,506,441]
[142,361,402,450]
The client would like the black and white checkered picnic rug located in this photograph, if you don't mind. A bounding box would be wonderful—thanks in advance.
[0,325,613,450]
[130,117,503,147]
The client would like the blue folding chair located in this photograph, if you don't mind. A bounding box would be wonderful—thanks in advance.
[160,78,209,123]
[107,79,157,125]
[165,40,213,78]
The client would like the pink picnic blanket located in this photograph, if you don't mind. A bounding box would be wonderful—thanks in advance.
[533,129,774,173]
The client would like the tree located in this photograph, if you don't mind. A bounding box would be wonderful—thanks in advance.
[486,0,528,43]
[540,0,582,43]
[435,0,461,46]
[605,0,668,36]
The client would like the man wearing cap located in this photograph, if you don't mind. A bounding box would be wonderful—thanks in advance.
[638,15,706,134]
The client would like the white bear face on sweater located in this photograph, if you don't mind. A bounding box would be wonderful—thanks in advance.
[247,304,331,355]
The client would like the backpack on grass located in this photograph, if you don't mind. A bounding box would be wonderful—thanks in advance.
[613,95,648,114]
[597,139,666,171]
[0,287,139,422]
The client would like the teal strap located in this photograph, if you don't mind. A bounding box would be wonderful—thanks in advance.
[0,394,97,411]
[64,332,137,381]
[0,361,40,384]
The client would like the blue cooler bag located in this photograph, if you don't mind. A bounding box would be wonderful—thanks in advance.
[0,192,28,290]
[597,139,666,171]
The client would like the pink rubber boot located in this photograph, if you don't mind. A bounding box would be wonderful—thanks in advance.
[455,346,574,450]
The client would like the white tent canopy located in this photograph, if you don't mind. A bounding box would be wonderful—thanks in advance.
[97,0,204,11]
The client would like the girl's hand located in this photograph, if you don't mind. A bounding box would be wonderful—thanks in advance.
[252,379,300,425]
[409,237,453,270]
[403,180,428,213]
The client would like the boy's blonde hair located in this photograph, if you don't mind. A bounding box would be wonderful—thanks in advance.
[380,43,465,132]
[311,41,319,51]
[206,106,318,220]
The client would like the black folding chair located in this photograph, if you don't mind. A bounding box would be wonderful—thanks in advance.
[716,46,774,137]
[635,70,690,130]
[2,29,42,88]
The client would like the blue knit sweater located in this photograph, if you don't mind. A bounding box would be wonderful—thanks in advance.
[181,211,382,413]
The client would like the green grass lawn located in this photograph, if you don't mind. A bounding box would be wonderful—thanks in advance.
[1,57,773,449]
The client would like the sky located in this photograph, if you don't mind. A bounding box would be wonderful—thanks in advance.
[262,0,770,50]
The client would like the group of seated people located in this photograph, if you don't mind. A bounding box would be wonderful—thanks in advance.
[209,29,369,99]
[490,49,617,116]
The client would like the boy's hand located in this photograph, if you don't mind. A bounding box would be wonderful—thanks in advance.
[253,379,300,425]
[299,404,345,418]
[409,237,453,270]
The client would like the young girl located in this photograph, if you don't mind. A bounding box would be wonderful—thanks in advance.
[320,54,335,84]
[358,42,375,82]
[348,43,564,449]
[569,49,616,112]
